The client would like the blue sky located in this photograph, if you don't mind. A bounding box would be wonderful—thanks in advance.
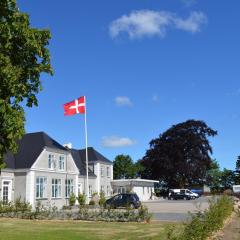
[18,0,240,170]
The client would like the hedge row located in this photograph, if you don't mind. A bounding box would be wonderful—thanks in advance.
[0,199,151,222]
[166,195,234,240]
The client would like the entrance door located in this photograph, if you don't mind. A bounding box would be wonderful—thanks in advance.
[2,180,12,203]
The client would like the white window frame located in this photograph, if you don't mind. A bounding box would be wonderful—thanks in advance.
[100,185,104,193]
[48,154,55,169]
[52,179,61,198]
[106,167,110,178]
[59,156,65,170]
[78,183,82,195]
[100,166,104,177]
[89,185,93,196]
[65,179,74,198]
[107,185,110,196]
[1,180,12,203]
[36,177,47,199]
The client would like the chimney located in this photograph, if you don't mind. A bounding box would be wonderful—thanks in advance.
[63,143,72,149]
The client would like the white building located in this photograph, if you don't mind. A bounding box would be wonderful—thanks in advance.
[1,132,113,208]
[111,179,158,201]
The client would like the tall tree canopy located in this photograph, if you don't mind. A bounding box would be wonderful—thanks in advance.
[141,120,217,188]
[0,0,53,167]
[113,155,143,179]
[234,156,240,184]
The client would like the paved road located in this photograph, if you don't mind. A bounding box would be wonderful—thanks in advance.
[143,196,210,221]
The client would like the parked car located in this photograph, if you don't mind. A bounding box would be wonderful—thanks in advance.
[105,193,141,209]
[168,189,199,200]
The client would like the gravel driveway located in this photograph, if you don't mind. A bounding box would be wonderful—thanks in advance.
[143,196,210,221]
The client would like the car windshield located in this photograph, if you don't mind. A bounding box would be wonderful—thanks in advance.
[133,194,139,201]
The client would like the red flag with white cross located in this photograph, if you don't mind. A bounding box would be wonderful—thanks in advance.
[63,96,86,116]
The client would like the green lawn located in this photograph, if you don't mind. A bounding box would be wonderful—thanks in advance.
[0,218,177,240]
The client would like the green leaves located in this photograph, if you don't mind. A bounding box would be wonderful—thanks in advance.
[0,0,53,167]
[113,154,142,179]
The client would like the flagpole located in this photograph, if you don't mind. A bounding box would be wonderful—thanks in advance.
[84,96,89,204]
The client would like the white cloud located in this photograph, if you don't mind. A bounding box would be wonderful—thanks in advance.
[109,10,207,39]
[174,11,207,33]
[101,136,136,148]
[152,94,159,102]
[115,96,133,106]
[182,0,197,7]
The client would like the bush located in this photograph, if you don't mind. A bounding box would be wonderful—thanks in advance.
[77,193,86,206]
[166,195,234,240]
[223,189,233,196]
[89,199,95,206]
[99,191,106,207]
[69,193,76,207]
[0,198,152,222]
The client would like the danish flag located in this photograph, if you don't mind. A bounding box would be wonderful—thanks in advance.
[63,96,86,116]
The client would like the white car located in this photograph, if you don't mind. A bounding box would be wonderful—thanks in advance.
[168,189,199,200]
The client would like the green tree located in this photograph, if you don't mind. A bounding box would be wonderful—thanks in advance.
[235,156,240,184]
[141,120,217,188]
[205,160,222,193]
[113,154,137,179]
[0,0,53,168]
[220,168,235,190]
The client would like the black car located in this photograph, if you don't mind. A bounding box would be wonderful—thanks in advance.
[105,193,141,209]
[168,190,192,200]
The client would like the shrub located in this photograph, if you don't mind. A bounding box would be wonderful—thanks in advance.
[89,199,95,206]
[69,193,76,207]
[223,189,233,196]
[77,193,86,206]
[166,195,234,240]
[99,191,106,207]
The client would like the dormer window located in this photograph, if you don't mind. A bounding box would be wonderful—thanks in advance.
[59,156,65,170]
[48,154,55,169]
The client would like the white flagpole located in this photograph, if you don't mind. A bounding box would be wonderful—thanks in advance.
[84,96,89,204]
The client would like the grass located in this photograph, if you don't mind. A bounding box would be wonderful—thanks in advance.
[0,218,178,240]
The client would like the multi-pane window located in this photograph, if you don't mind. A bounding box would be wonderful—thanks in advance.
[89,185,93,196]
[65,179,74,198]
[107,185,110,196]
[36,177,47,199]
[52,179,61,198]
[100,166,104,177]
[2,181,10,204]
[78,183,82,195]
[106,167,110,177]
[48,154,55,169]
[59,156,65,170]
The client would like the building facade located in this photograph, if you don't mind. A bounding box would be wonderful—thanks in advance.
[0,132,113,208]
[111,179,158,201]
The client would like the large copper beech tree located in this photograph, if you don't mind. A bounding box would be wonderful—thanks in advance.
[141,120,217,188]
[0,0,53,168]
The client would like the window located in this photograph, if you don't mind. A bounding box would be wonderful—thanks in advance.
[65,179,74,198]
[106,167,110,177]
[36,177,47,199]
[48,154,55,169]
[89,185,93,196]
[143,187,145,195]
[78,183,82,195]
[107,185,110,196]
[52,179,61,198]
[100,185,104,193]
[59,156,65,170]
[100,166,104,177]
